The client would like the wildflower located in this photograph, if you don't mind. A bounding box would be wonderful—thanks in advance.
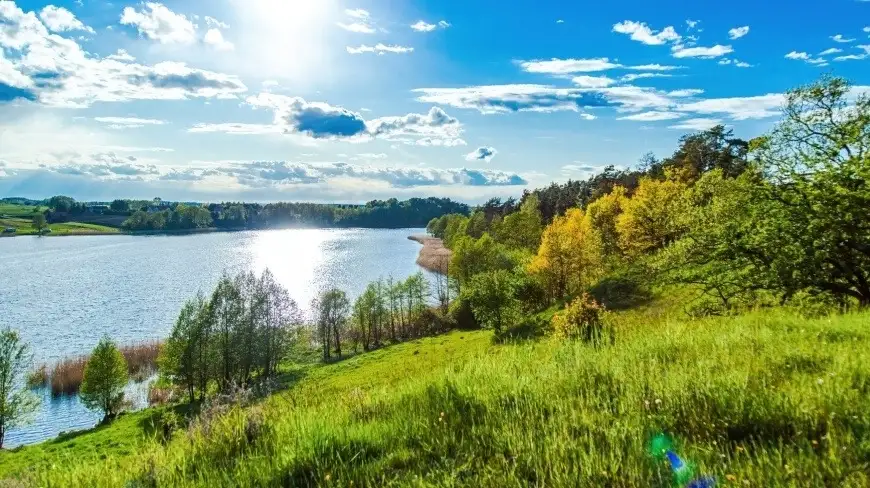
[736,446,744,452]
[644,400,650,408]
[812,440,818,446]
[325,474,331,481]
[726,474,736,482]
[817,378,824,385]
[655,398,662,405]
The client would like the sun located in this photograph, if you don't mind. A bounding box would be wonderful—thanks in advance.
[228,0,341,82]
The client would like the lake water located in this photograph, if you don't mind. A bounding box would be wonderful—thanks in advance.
[0,228,429,447]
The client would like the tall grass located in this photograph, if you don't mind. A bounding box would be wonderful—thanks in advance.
[21,310,870,486]
[44,342,163,396]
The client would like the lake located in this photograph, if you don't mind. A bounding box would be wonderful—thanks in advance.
[0,228,430,447]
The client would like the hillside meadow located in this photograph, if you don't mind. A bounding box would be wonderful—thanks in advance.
[1,301,867,487]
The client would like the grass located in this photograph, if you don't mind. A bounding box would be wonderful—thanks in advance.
[0,217,120,236]
[3,306,870,487]
[0,204,45,218]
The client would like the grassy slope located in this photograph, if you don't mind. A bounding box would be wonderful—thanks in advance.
[0,217,120,236]
[5,306,870,487]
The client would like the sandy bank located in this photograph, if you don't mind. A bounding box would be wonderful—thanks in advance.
[408,234,451,274]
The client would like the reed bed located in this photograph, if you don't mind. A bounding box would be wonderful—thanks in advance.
[41,341,164,396]
[408,234,451,274]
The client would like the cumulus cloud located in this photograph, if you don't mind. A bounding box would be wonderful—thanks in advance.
[120,2,197,44]
[337,8,376,33]
[465,146,497,162]
[833,45,870,61]
[204,16,229,29]
[785,51,828,65]
[0,2,247,107]
[519,57,621,74]
[39,5,94,34]
[819,47,843,55]
[38,151,161,179]
[571,75,615,88]
[624,64,684,71]
[831,34,855,43]
[728,26,749,40]
[204,28,234,50]
[346,44,413,54]
[671,44,733,58]
[612,20,681,45]
[193,94,464,145]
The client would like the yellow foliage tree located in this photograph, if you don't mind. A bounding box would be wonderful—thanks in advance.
[529,208,604,301]
[616,177,687,258]
[584,186,628,260]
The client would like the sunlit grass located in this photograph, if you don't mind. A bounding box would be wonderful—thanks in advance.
[6,307,867,487]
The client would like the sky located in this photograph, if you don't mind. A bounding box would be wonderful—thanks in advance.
[1,0,869,203]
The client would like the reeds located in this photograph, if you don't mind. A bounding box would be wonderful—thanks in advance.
[408,235,451,274]
[26,364,48,388]
[43,341,164,396]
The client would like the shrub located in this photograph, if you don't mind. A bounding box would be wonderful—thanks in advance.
[588,274,651,310]
[448,297,479,330]
[80,337,129,423]
[551,294,610,344]
[26,364,48,389]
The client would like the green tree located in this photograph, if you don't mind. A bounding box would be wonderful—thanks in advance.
[750,76,870,306]
[80,337,129,423]
[450,234,517,288]
[159,294,209,404]
[109,200,130,213]
[31,212,46,234]
[0,329,39,449]
[47,195,76,212]
[462,270,520,333]
[497,194,543,251]
[314,289,350,361]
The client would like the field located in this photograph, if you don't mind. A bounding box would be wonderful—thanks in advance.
[0,203,46,218]
[2,301,868,487]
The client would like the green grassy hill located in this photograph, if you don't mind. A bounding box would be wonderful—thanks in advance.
[3,306,869,487]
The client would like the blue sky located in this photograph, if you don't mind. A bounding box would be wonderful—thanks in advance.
[1,0,869,203]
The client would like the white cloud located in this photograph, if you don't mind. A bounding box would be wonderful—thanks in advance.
[38,5,94,34]
[0,49,32,88]
[668,89,704,97]
[336,22,375,34]
[204,28,234,50]
[346,44,413,54]
[0,1,248,107]
[204,16,229,29]
[411,20,435,32]
[579,113,596,120]
[519,57,621,74]
[671,44,733,58]
[106,49,135,62]
[621,72,673,82]
[465,146,497,162]
[785,51,828,65]
[819,47,843,55]
[413,84,675,115]
[571,75,615,88]
[831,34,855,43]
[344,9,370,20]
[728,26,749,40]
[617,111,683,121]
[833,45,870,61]
[668,118,723,130]
[556,19,564,24]
[685,19,699,30]
[94,117,167,128]
[195,94,464,146]
[624,64,683,71]
[120,2,197,44]
[675,93,784,120]
[612,20,681,45]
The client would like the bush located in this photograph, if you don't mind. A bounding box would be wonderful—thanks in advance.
[448,297,479,330]
[551,294,610,344]
[587,274,651,310]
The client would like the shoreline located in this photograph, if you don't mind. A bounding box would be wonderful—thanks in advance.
[1,225,431,239]
[408,234,451,274]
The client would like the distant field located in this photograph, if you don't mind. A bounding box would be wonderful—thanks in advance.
[0,218,120,236]
[0,203,45,218]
